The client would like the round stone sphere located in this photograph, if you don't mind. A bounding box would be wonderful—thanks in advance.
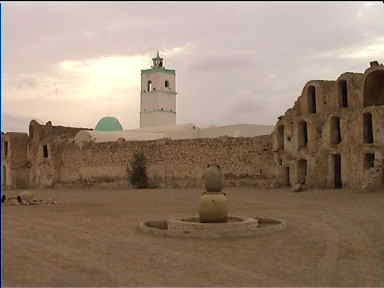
[203,165,223,192]
[199,193,228,223]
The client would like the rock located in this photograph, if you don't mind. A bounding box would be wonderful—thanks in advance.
[291,184,303,192]
[17,190,34,203]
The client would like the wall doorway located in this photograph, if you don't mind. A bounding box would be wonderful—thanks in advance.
[297,159,307,184]
[277,125,285,150]
[2,165,6,190]
[363,112,374,144]
[330,117,341,145]
[298,121,308,148]
[308,86,317,113]
[283,166,290,186]
[333,154,342,189]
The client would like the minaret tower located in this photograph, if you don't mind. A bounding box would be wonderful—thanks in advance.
[140,52,177,128]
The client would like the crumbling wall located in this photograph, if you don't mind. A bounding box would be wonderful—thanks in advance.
[3,132,30,189]
[27,120,92,187]
[272,62,384,190]
[29,120,91,143]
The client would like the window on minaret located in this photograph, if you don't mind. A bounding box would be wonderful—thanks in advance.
[147,81,152,92]
[165,80,169,88]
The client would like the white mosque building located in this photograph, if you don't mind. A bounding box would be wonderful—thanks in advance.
[74,52,273,146]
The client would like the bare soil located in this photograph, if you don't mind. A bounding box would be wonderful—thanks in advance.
[3,187,384,287]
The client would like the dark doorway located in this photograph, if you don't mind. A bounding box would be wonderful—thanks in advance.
[285,166,291,186]
[2,165,6,190]
[4,141,8,158]
[338,80,348,108]
[364,153,375,169]
[333,154,342,189]
[330,117,341,145]
[297,159,307,184]
[277,125,285,150]
[43,145,49,159]
[363,112,374,143]
[298,121,308,148]
[308,86,317,113]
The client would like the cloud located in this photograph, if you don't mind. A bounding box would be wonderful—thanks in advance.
[317,37,384,60]
[4,2,384,132]
[5,54,151,130]
[162,42,196,57]
[221,96,267,124]
[190,56,258,72]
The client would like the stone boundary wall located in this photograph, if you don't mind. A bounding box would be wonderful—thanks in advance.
[35,135,275,189]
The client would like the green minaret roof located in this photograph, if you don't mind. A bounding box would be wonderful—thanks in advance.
[95,116,123,132]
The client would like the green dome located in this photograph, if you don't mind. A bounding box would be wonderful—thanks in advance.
[95,116,123,132]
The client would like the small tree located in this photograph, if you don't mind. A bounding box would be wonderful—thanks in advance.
[128,151,148,189]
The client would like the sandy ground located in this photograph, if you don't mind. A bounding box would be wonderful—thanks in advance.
[3,187,384,287]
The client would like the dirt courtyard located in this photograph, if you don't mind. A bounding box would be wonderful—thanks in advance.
[3,186,384,287]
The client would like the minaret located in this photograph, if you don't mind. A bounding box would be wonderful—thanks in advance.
[140,52,177,128]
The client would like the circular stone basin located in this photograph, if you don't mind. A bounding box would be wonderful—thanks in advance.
[138,216,286,239]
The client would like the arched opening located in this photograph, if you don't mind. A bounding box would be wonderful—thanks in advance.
[43,144,49,159]
[363,112,374,143]
[147,80,152,92]
[307,86,316,113]
[277,125,285,150]
[298,121,308,148]
[363,70,384,107]
[330,117,341,145]
[165,80,169,88]
[338,80,348,108]
[297,159,307,184]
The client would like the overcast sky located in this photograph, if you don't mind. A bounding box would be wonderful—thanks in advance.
[3,1,384,132]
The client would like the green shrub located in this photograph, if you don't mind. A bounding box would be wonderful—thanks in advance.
[128,151,148,189]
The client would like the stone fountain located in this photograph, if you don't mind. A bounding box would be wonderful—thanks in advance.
[199,165,228,223]
[139,165,286,239]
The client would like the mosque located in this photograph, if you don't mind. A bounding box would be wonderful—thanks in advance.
[75,52,273,146]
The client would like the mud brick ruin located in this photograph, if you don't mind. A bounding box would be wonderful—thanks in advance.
[272,61,384,190]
